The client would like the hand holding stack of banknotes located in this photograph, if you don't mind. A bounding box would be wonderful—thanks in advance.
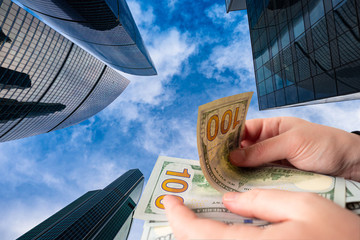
[133,92,360,240]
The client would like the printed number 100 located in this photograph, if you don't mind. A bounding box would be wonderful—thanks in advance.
[155,168,191,209]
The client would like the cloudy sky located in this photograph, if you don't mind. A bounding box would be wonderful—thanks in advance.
[1,0,360,239]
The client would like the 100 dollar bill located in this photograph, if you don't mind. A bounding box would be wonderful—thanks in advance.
[140,178,360,240]
[134,156,267,224]
[197,92,345,207]
[141,222,174,240]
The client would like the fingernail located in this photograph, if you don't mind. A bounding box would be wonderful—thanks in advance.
[223,192,239,202]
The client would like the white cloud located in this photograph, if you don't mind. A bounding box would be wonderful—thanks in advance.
[137,115,198,159]
[0,198,64,239]
[68,153,128,190]
[0,135,129,239]
[118,29,196,106]
[127,0,155,29]
[69,117,95,146]
[122,1,197,105]
[101,28,196,135]
[247,100,360,132]
[205,3,240,26]
[3,1,192,239]
[0,140,41,187]
[102,2,197,136]
[199,14,254,88]
[167,0,179,11]
[3,1,360,240]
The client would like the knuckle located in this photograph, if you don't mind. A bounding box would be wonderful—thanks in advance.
[286,133,307,159]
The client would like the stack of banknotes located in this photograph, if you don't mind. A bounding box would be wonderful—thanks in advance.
[133,93,360,240]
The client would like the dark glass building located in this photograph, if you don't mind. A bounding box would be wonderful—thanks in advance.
[13,0,157,76]
[227,0,360,110]
[17,169,144,240]
[0,0,132,142]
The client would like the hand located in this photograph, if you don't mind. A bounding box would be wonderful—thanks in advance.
[230,117,360,181]
[164,190,360,240]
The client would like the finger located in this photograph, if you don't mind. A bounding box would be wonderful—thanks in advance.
[242,117,305,143]
[163,195,263,240]
[239,118,283,148]
[223,189,319,222]
[230,131,296,167]
[242,118,282,143]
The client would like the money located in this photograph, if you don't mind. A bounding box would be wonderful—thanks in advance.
[141,220,236,240]
[346,180,360,203]
[346,202,360,215]
[345,180,360,215]
[197,92,252,193]
[141,222,174,240]
[134,156,358,240]
[197,92,346,207]
[136,92,359,240]
[134,156,267,225]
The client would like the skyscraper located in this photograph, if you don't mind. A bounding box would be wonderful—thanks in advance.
[13,0,157,76]
[0,0,156,141]
[16,169,144,240]
[227,0,360,110]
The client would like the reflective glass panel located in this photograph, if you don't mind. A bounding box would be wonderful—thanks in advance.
[309,0,325,25]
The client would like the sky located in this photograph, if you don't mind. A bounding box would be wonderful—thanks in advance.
[1,0,360,239]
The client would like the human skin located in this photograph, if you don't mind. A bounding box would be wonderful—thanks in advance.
[230,117,360,181]
[164,190,360,240]
[164,117,360,239]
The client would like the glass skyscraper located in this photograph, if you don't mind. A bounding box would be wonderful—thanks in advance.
[16,169,144,240]
[13,0,157,76]
[0,0,155,141]
[227,0,360,110]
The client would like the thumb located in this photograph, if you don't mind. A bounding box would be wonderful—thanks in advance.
[230,133,294,167]
[222,189,316,222]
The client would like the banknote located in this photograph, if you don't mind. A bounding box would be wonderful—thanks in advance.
[197,92,252,193]
[135,155,357,240]
[197,92,346,207]
[346,180,360,203]
[346,202,360,215]
[141,220,238,240]
[133,156,267,225]
[141,222,174,240]
[345,180,360,215]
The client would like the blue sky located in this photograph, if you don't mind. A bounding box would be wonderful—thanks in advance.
[1,0,360,239]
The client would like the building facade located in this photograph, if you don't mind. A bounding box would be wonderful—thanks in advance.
[17,169,144,240]
[13,0,157,76]
[0,0,154,142]
[228,0,360,110]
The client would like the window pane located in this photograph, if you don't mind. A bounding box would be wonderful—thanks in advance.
[275,74,284,89]
[275,89,286,106]
[309,0,325,25]
[271,39,279,57]
[285,85,298,104]
[314,72,337,99]
[298,79,315,102]
[258,81,266,96]
[280,26,290,49]
[265,77,274,94]
[293,13,305,39]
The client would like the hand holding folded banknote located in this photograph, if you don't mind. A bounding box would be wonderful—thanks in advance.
[229,117,360,182]
[166,116,360,240]
[135,93,360,240]
[164,189,360,240]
